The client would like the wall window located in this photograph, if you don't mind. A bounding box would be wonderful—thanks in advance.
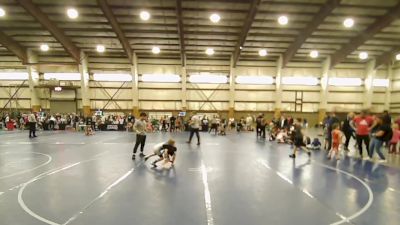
[43,73,81,81]
[141,74,181,83]
[235,76,274,85]
[93,73,132,82]
[282,77,319,86]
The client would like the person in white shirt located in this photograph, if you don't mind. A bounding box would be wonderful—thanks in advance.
[187,114,201,145]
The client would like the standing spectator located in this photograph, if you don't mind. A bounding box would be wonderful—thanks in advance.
[382,110,391,125]
[28,113,37,138]
[389,123,400,154]
[187,114,201,145]
[369,115,392,163]
[170,115,176,132]
[245,114,253,131]
[342,112,355,151]
[351,110,374,159]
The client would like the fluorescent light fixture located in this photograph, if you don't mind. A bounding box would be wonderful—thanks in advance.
[140,11,150,21]
[96,45,105,53]
[328,77,362,86]
[0,72,29,80]
[40,44,49,52]
[93,73,132,82]
[343,18,354,28]
[44,73,81,81]
[67,8,78,19]
[189,74,228,84]
[278,15,288,25]
[210,13,221,23]
[359,52,368,60]
[310,50,319,58]
[141,74,181,83]
[152,46,160,54]
[205,48,214,56]
[259,49,267,57]
[282,77,319,86]
[372,78,389,87]
[54,86,62,92]
[0,7,5,17]
[396,53,400,61]
[236,76,274,85]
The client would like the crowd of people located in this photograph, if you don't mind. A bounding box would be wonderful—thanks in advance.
[2,108,400,165]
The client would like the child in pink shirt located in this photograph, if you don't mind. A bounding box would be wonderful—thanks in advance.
[390,124,400,154]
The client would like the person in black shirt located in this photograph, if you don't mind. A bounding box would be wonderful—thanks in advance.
[342,112,355,151]
[382,110,391,125]
[369,115,392,162]
[289,119,311,159]
[170,115,176,132]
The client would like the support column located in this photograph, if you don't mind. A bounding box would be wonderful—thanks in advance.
[319,56,330,123]
[364,59,376,109]
[131,52,139,117]
[181,66,187,111]
[274,55,283,119]
[79,51,90,117]
[228,56,235,118]
[384,64,392,111]
[27,50,40,112]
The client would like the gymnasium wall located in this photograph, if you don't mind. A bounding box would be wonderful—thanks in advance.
[0,57,396,119]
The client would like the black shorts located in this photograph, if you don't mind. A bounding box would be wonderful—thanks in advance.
[294,138,305,147]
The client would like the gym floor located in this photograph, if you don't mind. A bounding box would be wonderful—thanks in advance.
[0,130,399,225]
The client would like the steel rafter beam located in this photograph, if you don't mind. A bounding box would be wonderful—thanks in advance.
[0,31,27,63]
[330,1,400,68]
[97,0,133,62]
[375,46,400,69]
[176,0,186,66]
[282,0,341,67]
[17,0,81,63]
[232,0,262,67]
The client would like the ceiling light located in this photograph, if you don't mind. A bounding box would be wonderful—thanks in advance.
[343,18,354,28]
[259,49,267,57]
[278,15,288,25]
[239,46,243,50]
[396,53,400,61]
[152,46,160,54]
[96,45,105,53]
[140,11,150,21]
[205,48,214,55]
[210,13,221,23]
[310,50,319,58]
[359,52,368,60]
[0,7,5,17]
[40,44,49,52]
[67,8,79,19]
